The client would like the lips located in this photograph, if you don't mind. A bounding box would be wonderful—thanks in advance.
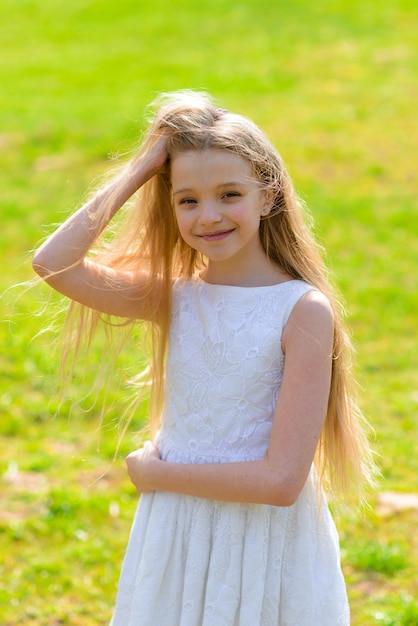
[198,229,235,242]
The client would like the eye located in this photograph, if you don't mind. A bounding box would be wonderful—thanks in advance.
[178,197,197,206]
[222,191,241,200]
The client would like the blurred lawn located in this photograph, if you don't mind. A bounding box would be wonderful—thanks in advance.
[0,0,417,624]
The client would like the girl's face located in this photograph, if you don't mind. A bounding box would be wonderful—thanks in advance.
[171,148,270,281]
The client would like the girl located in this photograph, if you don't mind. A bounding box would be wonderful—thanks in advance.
[33,91,375,625]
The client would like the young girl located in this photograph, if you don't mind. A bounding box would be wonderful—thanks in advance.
[33,91,374,625]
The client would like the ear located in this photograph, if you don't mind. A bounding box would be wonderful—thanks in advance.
[260,189,274,217]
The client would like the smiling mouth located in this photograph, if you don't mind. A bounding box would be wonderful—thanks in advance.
[198,229,235,241]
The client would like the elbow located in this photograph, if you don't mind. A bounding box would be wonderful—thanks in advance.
[261,463,304,507]
[268,485,301,508]
[32,251,50,279]
[32,247,66,281]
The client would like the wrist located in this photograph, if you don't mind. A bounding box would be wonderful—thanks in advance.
[146,456,165,491]
[127,155,161,190]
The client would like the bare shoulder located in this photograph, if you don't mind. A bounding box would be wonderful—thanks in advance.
[282,289,334,352]
[292,289,334,324]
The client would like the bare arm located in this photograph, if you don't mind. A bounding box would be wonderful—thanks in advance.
[126,290,334,506]
[32,134,169,320]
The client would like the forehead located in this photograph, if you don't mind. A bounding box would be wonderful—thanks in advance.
[171,148,255,187]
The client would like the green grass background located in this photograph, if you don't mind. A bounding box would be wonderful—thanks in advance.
[1,0,417,624]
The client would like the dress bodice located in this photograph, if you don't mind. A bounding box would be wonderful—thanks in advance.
[157,277,315,464]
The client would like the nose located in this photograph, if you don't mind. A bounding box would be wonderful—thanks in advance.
[197,200,222,225]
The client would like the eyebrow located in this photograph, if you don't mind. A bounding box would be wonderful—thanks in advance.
[173,187,194,197]
[173,181,246,196]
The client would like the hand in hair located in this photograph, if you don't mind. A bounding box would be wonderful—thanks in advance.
[129,129,171,188]
[32,130,173,321]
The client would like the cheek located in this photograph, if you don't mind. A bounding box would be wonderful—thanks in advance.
[174,209,191,240]
[230,205,262,229]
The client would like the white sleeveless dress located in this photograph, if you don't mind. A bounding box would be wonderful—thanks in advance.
[110,277,350,626]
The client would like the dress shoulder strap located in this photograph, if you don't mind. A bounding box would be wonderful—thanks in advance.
[280,280,318,329]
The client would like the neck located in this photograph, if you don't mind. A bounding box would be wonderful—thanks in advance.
[201,258,290,287]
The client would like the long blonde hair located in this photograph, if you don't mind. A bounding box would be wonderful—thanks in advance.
[62,90,375,498]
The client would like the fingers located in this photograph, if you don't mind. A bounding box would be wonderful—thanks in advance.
[125,441,156,463]
[125,441,159,494]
